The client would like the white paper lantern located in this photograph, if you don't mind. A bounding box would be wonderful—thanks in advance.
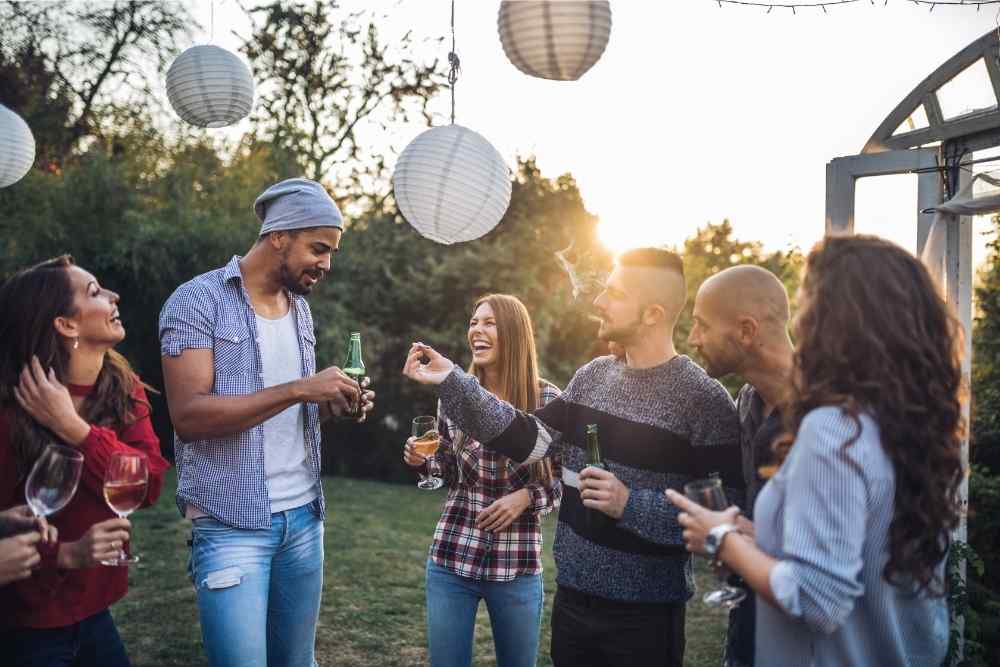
[393,125,512,245]
[498,0,612,81]
[166,45,254,128]
[0,104,35,188]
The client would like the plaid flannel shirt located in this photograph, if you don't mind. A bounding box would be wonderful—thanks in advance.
[426,382,562,581]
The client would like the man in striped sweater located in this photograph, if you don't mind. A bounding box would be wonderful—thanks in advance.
[403,248,743,667]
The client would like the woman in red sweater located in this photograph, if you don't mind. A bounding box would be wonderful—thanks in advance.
[0,255,169,667]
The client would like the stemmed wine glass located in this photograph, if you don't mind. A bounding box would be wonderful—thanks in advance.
[100,452,148,566]
[683,477,747,609]
[412,416,444,490]
[25,443,84,520]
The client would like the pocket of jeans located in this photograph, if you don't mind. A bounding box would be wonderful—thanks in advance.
[191,516,235,534]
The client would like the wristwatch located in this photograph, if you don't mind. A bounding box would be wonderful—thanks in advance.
[705,523,739,568]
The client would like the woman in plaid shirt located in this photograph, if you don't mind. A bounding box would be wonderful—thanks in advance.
[404,294,561,667]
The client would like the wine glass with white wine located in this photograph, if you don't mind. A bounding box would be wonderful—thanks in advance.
[100,452,148,566]
[412,416,443,490]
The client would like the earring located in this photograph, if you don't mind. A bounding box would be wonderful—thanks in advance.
[73,337,79,350]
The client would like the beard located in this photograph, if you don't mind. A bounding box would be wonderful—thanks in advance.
[278,258,322,295]
[697,339,743,379]
[597,316,642,345]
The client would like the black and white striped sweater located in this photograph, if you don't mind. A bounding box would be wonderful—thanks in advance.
[438,354,743,604]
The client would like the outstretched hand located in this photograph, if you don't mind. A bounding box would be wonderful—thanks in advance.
[401,343,455,386]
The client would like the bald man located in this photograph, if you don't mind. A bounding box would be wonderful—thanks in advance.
[687,264,795,667]
[404,248,743,667]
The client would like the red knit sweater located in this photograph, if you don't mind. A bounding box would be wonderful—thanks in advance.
[0,380,169,628]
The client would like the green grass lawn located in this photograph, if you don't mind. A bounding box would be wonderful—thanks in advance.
[114,470,728,666]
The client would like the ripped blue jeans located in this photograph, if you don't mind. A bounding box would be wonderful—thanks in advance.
[188,505,324,667]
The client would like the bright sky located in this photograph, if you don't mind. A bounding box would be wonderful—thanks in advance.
[192,0,999,264]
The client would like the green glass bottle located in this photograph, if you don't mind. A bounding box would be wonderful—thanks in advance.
[343,332,366,419]
[585,424,605,470]
[584,424,610,531]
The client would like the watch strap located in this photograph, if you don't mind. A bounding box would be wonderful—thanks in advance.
[708,523,739,568]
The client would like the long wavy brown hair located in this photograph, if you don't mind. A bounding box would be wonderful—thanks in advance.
[775,235,964,594]
[465,294,554,485]
[0,255,146,478]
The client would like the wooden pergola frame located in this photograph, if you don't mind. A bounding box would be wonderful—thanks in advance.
[825,28,1000,658]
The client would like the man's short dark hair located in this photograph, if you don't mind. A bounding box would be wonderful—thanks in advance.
[617,247,684,278]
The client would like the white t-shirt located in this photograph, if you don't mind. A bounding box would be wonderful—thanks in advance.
[255,307,318,513]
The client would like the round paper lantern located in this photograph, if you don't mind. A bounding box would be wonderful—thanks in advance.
[0,104,35,188]
[498,0,612,81]
[166,45,254,128]
[393,125,512,245]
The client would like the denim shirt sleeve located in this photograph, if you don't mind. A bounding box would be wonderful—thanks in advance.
[159,282,215,357]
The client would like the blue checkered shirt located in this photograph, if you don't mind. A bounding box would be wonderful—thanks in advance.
[158,255,325,529]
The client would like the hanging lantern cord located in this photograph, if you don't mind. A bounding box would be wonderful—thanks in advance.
[448,0,460,125]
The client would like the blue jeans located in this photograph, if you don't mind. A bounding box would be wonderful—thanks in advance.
[188,505,324,667]
[1,609,130,667]
[425,559,543,667]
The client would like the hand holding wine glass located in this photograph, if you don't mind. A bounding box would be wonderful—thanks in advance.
[57,518,132,569]
[0,505,56,543]
[100,452,148,566]
[24,443,84,521]
[666,479,747,608]
[411,416,444,491]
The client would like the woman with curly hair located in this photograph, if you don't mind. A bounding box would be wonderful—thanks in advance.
[667,235,963,666]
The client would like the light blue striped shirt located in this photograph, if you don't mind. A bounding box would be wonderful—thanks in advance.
[158,256,325,529]
[753,406,949,666]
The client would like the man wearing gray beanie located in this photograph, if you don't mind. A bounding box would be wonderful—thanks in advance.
[158,178,373,667]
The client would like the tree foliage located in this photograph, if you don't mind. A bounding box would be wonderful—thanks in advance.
[966,214,1000,663]
[0,0,192,162]
[239,0,445,210]
[0,3,809,485]
[675,219,804,394]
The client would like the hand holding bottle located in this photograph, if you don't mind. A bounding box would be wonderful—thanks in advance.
[297,366,359,414]
[579,467,630,520]
[346,377,375,423]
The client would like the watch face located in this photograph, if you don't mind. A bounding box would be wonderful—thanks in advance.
[705,532,719,555]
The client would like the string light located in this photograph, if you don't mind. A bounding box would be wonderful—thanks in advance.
[713,0,1000,11]
[448,0,458,124]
